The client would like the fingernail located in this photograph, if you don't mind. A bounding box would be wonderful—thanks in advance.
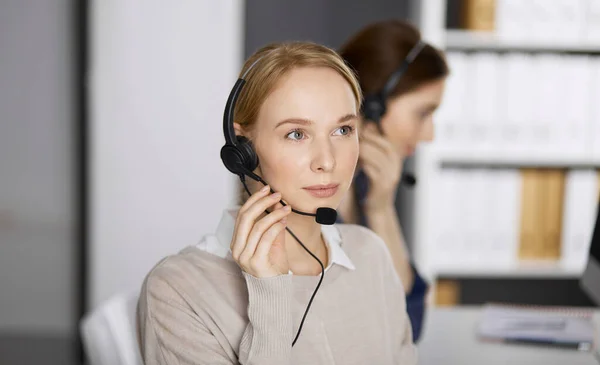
[261,185,269,192]
[272,192,281,199]
[281,217,287,224]
[283,205,291,211]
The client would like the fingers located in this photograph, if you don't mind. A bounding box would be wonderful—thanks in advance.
[231,190,283,259]
[253,221,287,262]
[238,185,270,215]
[359,140,387,173]
[231,185,269,252]
[238,204,291,264]
[361,161,381,182]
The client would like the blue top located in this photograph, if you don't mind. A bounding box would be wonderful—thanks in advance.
[337,170,428,342]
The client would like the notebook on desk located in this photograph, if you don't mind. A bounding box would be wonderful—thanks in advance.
[477,303,596,351]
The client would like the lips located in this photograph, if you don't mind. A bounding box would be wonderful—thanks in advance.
[302,183,340,198]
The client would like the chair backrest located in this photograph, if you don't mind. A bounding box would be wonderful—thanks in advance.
[80,291,144,365]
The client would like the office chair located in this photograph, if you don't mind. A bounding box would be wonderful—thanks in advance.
[80,291,143,365]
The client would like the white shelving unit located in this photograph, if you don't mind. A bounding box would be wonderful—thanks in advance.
[412,0,600,287]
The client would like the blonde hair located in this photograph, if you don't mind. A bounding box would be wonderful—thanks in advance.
[234,42,362,204]
[234,42,362,130]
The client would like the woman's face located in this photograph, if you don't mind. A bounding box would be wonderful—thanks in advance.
[241,67,359,213]
[379,78,446,156]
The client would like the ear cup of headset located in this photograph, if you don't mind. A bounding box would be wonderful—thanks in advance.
[236,136,259,173]
[220,145,245,176]
[219,136,259,176]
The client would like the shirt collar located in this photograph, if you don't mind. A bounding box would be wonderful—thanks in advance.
[216,208,355,271]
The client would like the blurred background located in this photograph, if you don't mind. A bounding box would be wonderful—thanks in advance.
[1,0,599,364]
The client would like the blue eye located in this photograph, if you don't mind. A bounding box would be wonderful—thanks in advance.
[333,125,354,136]
[286,129,304,141]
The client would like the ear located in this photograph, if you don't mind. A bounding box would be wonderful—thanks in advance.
[233,122,246,138]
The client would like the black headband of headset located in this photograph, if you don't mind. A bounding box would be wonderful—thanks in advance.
[359,39,426,128]
[379,40,426,99]
[222,57,264,147]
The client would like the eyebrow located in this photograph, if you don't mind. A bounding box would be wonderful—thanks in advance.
[422,103,440,111]
[274,113,358,129]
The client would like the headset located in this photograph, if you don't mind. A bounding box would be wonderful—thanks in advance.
[219,55,334,347]
[360,40,426,187]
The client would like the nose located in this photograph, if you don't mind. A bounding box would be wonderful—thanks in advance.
[420,118,435,142]
[310,137,336,173]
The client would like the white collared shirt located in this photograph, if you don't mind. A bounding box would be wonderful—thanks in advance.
[196,208,355,273]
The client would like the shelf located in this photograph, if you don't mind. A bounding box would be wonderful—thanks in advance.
[436,152,600,169]
[435,261,585,279]
[445,30,600,54]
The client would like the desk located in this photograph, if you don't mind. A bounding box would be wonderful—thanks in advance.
[418,306,600,365]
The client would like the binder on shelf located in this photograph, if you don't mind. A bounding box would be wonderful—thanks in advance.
[471,52,502,153]
[486,169,521,264]
[433,168,462,267]
[542,169,566,260]
[461,0,496,32]
[518,169,565,260]
[561,55,593,159]
[505,53,535,157]
[518,169,545,260]
[533,54,562,157]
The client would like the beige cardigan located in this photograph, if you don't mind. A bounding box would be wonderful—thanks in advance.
[137,210,417,365]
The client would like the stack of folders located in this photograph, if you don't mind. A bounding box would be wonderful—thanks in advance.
[435,52,600,161]
[477,304,596,351]
[431,168,600,276]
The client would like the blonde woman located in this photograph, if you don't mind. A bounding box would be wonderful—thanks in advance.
[137,42,417,365]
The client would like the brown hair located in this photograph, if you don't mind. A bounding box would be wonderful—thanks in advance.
[339,20,449,98]
[234,42,362,130]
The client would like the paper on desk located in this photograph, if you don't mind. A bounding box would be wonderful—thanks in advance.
[477,304,595,349]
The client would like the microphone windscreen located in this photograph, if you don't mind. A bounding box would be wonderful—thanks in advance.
[315,207,337,225]
[402,173,417,187]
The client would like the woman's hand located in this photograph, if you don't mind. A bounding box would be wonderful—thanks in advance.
[359,123,404,213]
[231,185,292,278]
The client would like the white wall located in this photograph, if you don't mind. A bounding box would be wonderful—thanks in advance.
[89,0,243,308]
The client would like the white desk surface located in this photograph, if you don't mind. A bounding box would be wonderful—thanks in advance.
[417,306,600,365]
